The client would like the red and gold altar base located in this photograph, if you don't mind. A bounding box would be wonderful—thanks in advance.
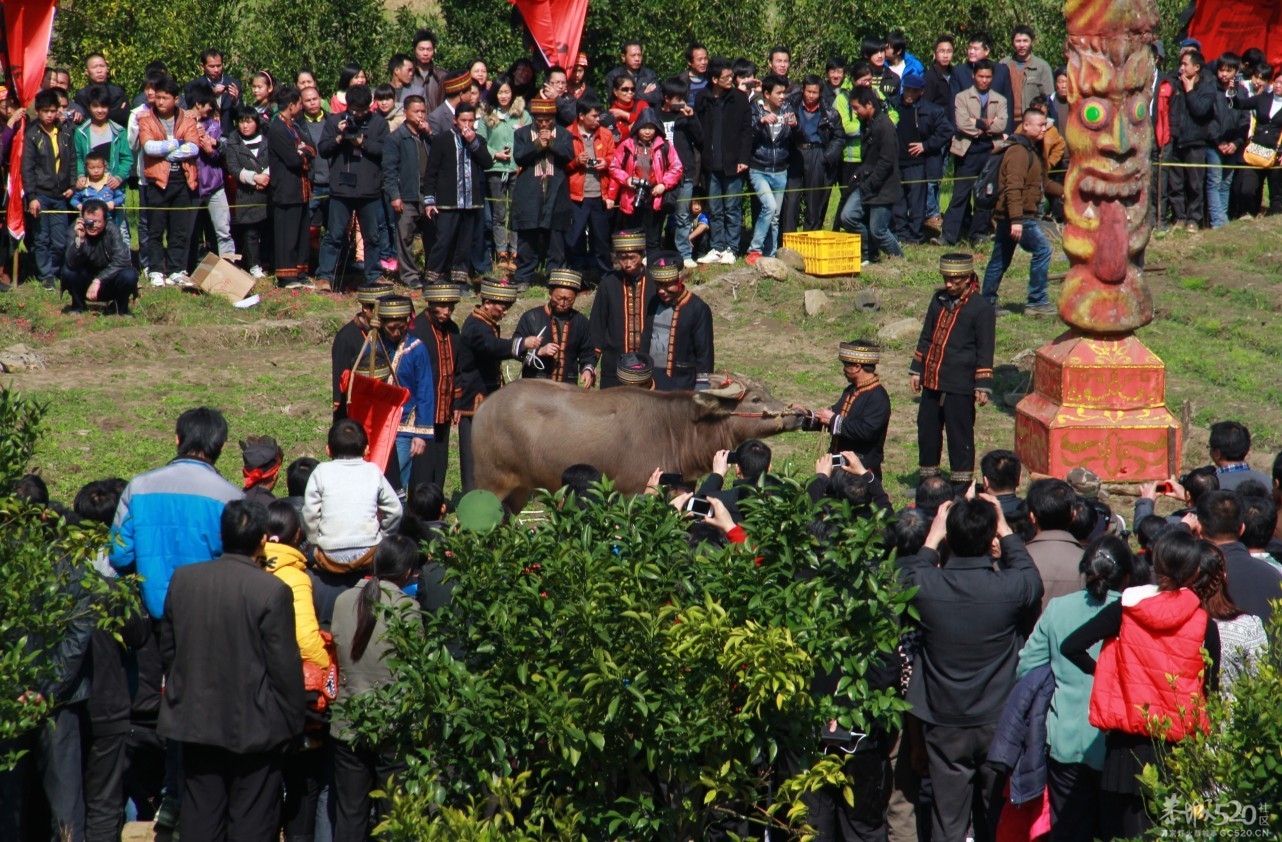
[1015,330,1182,481]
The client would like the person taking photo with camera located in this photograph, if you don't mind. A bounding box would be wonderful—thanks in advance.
[61,199,138,316]
[315,84,390,291]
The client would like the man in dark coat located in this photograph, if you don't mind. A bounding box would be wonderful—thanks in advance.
[315,85,390,290]
[514,268,596,385]
[803,340,891,479]
[331,283,395,419]
[589,231,655,388]
[423,102,493,289]
[510,98,574,290]
[781,75,845,234]
[838,87,903,263]
[639,252,714,391]
[695,58,754,263]
[949,32,1017,129]
[383,95,433,290]
[893,73,955,245]
[159,501,305,842]
[457,280,544,490]
[410,283,464,490]
[910,253,996,492]
[898,496,1043,842]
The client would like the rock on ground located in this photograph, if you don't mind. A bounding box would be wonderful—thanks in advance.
[804,289,830,316]
[877,318,921,342]
[754,257,791,281]
[775,247,807,272]
[0,343,44,372]
[853,289,881,313]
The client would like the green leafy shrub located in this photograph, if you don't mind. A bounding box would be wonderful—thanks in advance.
[0,389,140,771]
[1142,607,1282,837]
[340,479,911,839]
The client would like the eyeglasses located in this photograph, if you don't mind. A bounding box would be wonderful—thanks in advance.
[619,86,635,92]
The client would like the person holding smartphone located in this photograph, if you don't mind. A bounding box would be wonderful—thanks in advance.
[61,199,138,315]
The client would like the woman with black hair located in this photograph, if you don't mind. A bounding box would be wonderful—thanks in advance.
[1016,534,1145,842]
[1060,529,1219,841]
[330,535,422,842]
[330,63,367,114]
[1190,540,1267,691]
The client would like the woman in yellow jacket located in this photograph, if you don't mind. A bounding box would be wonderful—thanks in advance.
[265,500,332,842]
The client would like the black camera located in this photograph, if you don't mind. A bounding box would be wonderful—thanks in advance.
[587,158,601,168]
[725,452,740,465]
[82,217,101,231]
[341,112,369,142]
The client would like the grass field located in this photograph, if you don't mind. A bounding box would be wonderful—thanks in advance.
[2,215,1280,508]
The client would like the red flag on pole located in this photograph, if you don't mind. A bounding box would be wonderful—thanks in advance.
[340,369,410,473]
[5,0,59,243]
[509,0,590,71]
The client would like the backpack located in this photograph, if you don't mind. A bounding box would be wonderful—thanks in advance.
[302,629,340,713]
[972,135,1034,211]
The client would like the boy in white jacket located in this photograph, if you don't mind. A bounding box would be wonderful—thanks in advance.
[303,419,403,572]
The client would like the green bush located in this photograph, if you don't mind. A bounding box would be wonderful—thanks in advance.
[52,0,1192,96]
[0,389,140,771]
[1142,608,1282,837]
[339,480,911,839]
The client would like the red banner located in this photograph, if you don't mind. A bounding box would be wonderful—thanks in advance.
[510,0,589,71]
[5,0,59,242]
[1188,0,1282,71]
[340,369,409,473]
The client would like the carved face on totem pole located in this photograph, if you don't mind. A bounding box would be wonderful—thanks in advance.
[1060,0,1159,334]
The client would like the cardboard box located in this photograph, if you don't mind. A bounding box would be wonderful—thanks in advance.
[191,253,256,302]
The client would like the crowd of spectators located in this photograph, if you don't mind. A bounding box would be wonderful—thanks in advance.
[4,403,1280,841]
[2,27,1276,306]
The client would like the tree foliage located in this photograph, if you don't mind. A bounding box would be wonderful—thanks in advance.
[340,481,912,839]
[51,0,1193,98]
[0,389,140,771]
[1142,609,1282,837]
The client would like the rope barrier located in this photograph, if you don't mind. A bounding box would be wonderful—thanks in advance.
[16,160,1276,215]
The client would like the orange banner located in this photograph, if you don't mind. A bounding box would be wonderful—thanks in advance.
[5,0,60,242]
[510,0,589,71]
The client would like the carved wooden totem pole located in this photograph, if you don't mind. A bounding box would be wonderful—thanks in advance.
[1015,0,1183,481]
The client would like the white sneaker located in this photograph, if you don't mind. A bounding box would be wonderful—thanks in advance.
[149,272,166,287]
[249,265,266,279]
[168,272,192,287]
[683,258,698,269]
[696,250,722,264]
[718,250,736,265]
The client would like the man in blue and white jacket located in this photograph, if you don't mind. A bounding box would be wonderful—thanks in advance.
[110,407,244,618]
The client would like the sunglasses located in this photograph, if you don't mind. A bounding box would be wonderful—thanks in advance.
[619,86,635,92]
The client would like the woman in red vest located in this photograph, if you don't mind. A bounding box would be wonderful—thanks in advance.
[1061,528,1219,841]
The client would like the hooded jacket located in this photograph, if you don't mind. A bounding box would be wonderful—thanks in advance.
[609,108,683,214]
[264,542,332,670]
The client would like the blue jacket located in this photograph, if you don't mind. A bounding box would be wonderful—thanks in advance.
[387,334,436,440]
[110,458,244,617]
[988,664,1054,806]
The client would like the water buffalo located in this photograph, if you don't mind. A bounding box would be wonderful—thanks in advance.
[471,378,803,511]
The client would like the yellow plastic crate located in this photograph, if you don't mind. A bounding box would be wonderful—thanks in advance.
[780,231,862,277]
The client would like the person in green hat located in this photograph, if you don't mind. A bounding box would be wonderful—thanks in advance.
[513,268,596,385]
[909,253,995,492]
